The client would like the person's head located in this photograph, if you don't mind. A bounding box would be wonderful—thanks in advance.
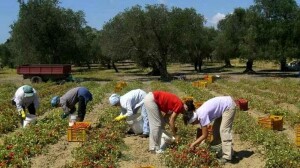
[109,93,120,106]
[184,100,196,112]
[51,96,60,107]
[23,85,34,97]
[182,110,198,125]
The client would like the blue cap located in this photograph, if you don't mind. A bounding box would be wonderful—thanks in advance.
[51,96,60,107]
[109,94,120,106]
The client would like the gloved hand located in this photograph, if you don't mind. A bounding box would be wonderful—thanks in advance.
[114,115,127,121]
[61,112,69,119]
[18,109,26,119]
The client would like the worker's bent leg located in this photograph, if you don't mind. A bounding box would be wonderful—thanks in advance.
[211,117,222,145]
[144,92,163,151]
[141,104,150,135]
[77,96,86,122]
[220,103,236,160]
[27,103,36,115]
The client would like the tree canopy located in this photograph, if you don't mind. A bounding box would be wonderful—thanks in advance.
[1,0,300,76]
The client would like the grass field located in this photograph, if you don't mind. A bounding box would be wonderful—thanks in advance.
[0,61,299,168]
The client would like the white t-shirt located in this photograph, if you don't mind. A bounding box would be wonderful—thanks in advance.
[13,86,39,111]
[120,89,146,117]
[196,96,234,126]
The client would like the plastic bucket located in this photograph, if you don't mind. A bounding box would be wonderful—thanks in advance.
[126,114,143,134]
[23,114,37,128]
[160,130,175,150]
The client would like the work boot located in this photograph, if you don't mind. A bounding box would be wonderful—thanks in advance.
[126,128,135,135]
[217,158,232,165]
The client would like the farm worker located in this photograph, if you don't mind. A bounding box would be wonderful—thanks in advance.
[143,90,195,154]
[183,96,236,164]
[12,85,39,126]
[109,89,150,138]
[51,87,93,122]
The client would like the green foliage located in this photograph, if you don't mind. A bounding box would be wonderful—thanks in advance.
[234,112,300,168]
[100,4,207,80]
[9,0,87,65]
[0,81,112,167]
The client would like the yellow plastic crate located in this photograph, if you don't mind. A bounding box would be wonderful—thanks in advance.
[258,117,273,129]
[116,81,127,88]
[258,116,284,131]
[114,86,122,93]
[296,125,300,147]
[67,128,88,142]
[198,80,208,88]
[204,75,214,84]
[192,81,200,87]
[270,115,283,131]
[67,122,91,142]
[192,80,208,88]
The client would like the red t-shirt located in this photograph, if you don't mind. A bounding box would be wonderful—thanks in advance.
[153,91,184,114]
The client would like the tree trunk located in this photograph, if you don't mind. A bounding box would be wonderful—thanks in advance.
[194,59,203,72]
[158,65,170,81]
[112,62,118,73]
[86,62,91,69]
[194,62,198,71]
[107,62,111,69]
[243,59,255,74]
[149,66,161,76]
[224,59,233,68]
[155,60,170,81]
[146,60,161,76]
[280,58,287,71]
[198,59,203,72]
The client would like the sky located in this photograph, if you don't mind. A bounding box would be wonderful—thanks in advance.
[0,0,297,44]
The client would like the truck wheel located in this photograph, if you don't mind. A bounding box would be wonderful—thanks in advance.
[31,76,42,83]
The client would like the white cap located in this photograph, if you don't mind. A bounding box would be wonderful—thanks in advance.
[109,94,120,105]
[188,112,198,124]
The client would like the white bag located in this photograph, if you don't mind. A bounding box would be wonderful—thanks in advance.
[23,114,37,128]
[126,113,143,134]
[160,130,175,150]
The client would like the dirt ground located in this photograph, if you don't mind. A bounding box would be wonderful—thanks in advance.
[30,97,111,168]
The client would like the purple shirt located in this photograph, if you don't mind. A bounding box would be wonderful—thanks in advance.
[196,96,234,126]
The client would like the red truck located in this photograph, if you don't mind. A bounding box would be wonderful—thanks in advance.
[17,64,73,83]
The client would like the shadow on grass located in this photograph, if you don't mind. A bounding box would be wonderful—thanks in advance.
[230,150,254,164]
[75,77,112,82]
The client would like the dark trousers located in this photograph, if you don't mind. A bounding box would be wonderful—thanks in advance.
[77,96,87,122]
[11,100,36,115]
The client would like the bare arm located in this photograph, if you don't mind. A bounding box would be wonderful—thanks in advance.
[169,112,179,136]
[190,126,208,148]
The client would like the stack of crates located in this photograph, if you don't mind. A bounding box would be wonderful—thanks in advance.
[296,124,300,147]
[258,115,283,131]
[204,75,214,84]
[67,122,91,142]
[192,80,208,88]
[258,117,273,129]
[191,74,215,89]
